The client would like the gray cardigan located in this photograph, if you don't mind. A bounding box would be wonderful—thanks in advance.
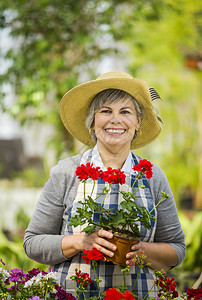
[24,154,186,267]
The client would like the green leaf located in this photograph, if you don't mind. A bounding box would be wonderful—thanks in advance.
[120,199,136,211]
[108,210,126,227]
[129,223,140,237]
[82,224,96,234]
[69,214,87,227]
[99,215,109,227]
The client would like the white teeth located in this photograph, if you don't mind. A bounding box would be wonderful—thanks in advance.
[105,129,125,133]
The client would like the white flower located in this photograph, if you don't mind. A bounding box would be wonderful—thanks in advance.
[34,273,44,284]
[24,271,60,288]
[0,267,10,282]
[51,287,57,294]
[24,277,34,288]
[45,271,60,283]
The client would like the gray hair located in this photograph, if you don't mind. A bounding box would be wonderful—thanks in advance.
[86,89,143,142]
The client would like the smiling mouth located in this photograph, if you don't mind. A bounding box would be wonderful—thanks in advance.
[105,129,126,134]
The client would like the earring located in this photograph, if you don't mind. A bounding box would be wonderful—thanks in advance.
[89,129,95,136]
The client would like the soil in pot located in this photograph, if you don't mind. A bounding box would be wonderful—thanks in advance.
[105,234,140,266]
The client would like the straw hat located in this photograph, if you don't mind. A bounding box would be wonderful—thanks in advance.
[59,71,162,149]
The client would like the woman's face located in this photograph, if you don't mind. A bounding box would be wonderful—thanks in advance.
[93,97,141,151]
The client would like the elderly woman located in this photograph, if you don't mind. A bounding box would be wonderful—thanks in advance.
[24,71,185,299]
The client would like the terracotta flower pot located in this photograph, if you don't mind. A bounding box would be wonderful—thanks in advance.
[105,235,140,266]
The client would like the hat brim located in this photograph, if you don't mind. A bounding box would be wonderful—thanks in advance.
[59,77,162,149]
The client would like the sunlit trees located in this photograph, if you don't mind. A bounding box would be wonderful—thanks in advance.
[118,0,202,208]
[0,0,126,156]
[0,0,201,207]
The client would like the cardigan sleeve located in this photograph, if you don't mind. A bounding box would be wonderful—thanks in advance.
[23,155,80,265]
[148,163,186,267]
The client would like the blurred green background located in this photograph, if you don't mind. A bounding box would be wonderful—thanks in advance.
[0,0,201,293]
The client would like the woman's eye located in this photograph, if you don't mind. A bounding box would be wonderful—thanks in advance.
[100,109,111,113]
[121,110,130,114]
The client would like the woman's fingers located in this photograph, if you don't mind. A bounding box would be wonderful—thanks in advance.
[82,230,116,257]
[97,229,113,239]
[125,241,144,265]
[94,230,116,257]
[95,239,116,257]
[131,240,142,252]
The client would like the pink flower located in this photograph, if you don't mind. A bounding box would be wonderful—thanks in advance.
[25,268,43,281]
[9,268,26,283]
[53,284,76,300]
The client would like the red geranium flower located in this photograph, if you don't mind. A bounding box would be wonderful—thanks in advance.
[100,168,126,184]
[186,288,202,300]
[104,288,124,300]
[104,288,135,300]
[132,159,153,179]
[71,269,92,288]
[75,270,92,287]
[155,273,178,297]
[82,248,104,264]
[122,290,136,300]
[76,163,101,181]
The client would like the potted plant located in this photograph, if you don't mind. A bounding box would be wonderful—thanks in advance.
[69,159,168,265]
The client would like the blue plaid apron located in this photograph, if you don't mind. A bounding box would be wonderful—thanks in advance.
[54,146,157,299]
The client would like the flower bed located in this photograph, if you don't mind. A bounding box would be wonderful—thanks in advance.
[1,255,202,300]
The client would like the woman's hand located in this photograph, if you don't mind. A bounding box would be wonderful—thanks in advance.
[125,240,144,266]
[125,241,178,271]
[61,229,116,260]
[80,229,116,258]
